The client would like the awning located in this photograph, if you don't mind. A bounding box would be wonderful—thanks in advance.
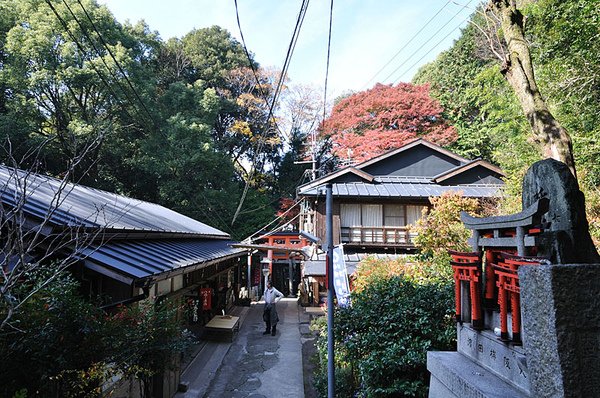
[80,239,245,285]
[302,252,403,277]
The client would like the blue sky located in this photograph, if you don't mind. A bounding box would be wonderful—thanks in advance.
[97,0,477,98]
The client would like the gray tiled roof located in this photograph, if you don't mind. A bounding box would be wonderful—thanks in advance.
[0,166,229,238]
[299,180,502,199]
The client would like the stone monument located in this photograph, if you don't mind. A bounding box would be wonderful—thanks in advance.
[427,159,600,398]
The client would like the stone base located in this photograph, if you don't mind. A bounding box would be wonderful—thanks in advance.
[427,351,529,398]
[457,325,530,392]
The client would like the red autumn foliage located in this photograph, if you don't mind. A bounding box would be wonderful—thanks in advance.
[320,83,457,162]
[277,197,300,223]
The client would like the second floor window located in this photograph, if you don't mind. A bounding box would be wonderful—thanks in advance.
[340,203,426,228]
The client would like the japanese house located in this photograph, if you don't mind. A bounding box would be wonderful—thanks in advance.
[0,165,246,396]
[295,139,504,303]
[297,138,504,250]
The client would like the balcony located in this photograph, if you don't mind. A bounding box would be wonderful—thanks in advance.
[340,226,416,247]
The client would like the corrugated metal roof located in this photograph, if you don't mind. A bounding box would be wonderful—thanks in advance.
[0,166,229,237]
[80,239,245,282]
[299,181,502,198]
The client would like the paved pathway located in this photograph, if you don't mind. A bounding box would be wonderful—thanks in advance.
[176,298,306,398]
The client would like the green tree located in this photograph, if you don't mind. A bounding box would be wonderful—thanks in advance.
[0,269,188,398]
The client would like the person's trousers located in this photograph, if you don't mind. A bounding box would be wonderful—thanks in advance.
[264,308,276,335]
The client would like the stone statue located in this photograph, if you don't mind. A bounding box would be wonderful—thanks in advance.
[522,159,600,264]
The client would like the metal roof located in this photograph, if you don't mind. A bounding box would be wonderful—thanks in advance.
[299,181,502,199]
[0,166,229,238]
[80,239,245,284]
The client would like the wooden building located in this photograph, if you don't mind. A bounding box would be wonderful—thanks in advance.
[0,165,246,397]
[297,138,505,251]
[296,139,505,304]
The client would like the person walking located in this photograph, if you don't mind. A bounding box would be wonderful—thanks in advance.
[263,280,283,336]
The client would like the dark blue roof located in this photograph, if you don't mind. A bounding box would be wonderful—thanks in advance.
[0,166,229,238]
[80,239,245,284]
[296,139,504,200]
[0,166,245,284]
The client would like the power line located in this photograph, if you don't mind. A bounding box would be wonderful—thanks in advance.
[381,0,473,84]
[361,0,453,90]
[323,0,334,123]
[73,0,161,134]
[392,12,472,83]
[242,196,306,243]
[54,0,149,130]
[231,0,311,225]
[44,0,140,126]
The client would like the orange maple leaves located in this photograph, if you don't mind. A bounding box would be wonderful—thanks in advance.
[321,83,457,162]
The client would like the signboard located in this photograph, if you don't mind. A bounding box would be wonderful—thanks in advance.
[332,245,351,308]
[252,265,261,285]
[200,287,213,311]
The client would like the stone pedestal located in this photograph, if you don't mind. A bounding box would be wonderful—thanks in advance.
[519,264,600,398]
[429,264,600,397]
[428,324,529,398]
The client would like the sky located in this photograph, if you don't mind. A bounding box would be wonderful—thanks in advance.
[97,0,477,99]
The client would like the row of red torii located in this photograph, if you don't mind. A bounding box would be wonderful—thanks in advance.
[450,198,550,344]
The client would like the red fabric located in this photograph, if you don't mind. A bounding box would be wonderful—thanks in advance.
[200,288,213,310]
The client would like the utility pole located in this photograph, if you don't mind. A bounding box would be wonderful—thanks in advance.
[294,127,318,181]
[326,183,335,397]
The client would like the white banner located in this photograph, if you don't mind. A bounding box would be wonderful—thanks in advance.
[332,245,351,307]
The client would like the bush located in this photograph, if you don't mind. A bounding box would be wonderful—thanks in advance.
[412,191,480,257]
[0,270,189,398]
[312,272,455,398]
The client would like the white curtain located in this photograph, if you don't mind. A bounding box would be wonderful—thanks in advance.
[407,205,427,225]
[340,204,361,227]
[361,204,383,226]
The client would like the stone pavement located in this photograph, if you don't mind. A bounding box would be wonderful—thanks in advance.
[175,298,309,398]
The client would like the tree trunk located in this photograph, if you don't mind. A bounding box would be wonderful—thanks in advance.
[490,0,577,181]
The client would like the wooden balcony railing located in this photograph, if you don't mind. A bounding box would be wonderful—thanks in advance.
[340,226,415,246]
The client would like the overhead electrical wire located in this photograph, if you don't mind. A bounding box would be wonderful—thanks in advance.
[323,0,334,124]
[242,196,306,243]
[242,0,332,242]
[73,0,161,133]
[361,0,453,90]
[55,0,150,130]
[383,0,472,81]
[231,0,310,226]
[44,0,140,126]
[393,13,472,83]
[381,0,472,84]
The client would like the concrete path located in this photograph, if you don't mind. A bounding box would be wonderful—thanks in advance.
[176,298,306,398]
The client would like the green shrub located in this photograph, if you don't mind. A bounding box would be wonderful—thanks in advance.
[412,191,479,257]
[312,273,455,397]
[0,270,189,398]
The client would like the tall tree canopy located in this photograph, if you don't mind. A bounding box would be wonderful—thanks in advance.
[414,0,600,233]
[0,0,299,239]
[319,83,457,163]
